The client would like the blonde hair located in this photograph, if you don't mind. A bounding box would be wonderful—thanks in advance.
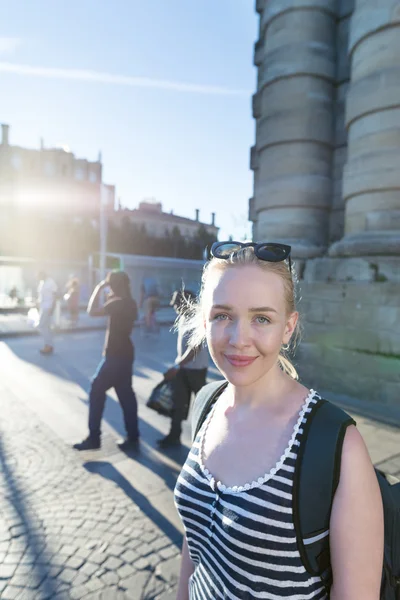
[175,247,302,379]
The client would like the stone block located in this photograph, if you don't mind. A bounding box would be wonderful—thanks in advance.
[257,107,334,149]
[254,173,332,209]
[343,148,400,201]
[329,231,400,257]
[349,1,400,56]
[258,142,332,178]
[348,103,400,142]
[260,76,333,114]
[351,26,400,81]
[346,69,400,127]
[303,257,376,282]
[260,44,336,88]
[260,0,337,34]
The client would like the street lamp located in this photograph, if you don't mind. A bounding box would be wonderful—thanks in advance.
[99,183,108,281]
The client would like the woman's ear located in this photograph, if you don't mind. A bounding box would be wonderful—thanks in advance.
[283,311,298,345]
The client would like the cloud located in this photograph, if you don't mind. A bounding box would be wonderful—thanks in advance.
[0,61,251,96]
[0,38,22,56]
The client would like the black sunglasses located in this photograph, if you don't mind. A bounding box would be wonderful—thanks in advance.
[210,241,292,272]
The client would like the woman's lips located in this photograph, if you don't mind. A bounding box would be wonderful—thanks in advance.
[225,354,258,367]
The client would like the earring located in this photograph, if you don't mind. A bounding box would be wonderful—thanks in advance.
[281,343,290,351]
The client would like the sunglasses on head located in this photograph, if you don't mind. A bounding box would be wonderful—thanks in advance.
[210,241,292,272]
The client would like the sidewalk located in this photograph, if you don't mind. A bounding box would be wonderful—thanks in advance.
[0,307,176,338]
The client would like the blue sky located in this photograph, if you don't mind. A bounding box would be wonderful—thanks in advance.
[1,1,258,239]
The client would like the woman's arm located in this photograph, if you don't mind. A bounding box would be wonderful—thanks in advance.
[176,535,195,600]
[87,281,107,317]
[329,425,384,600]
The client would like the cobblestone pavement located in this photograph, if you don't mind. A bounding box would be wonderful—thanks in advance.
[0,330,195,600]
[0,383,182,600]
[0,330,399,599]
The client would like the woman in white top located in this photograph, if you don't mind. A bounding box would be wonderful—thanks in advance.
[174,241,383,600]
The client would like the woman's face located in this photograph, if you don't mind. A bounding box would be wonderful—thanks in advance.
[203,264,297,388]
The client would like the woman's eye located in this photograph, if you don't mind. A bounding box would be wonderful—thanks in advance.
[254,315,270,324]
[213,313,229,321]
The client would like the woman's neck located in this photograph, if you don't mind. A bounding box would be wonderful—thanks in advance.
[225,366,300,413]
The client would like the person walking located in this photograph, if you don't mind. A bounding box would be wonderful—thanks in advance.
[64,277,80,325]
[37,271,58,355]
[173,241,383,600]
[140,276,160,333]
[157,290,209,449]
[73,271,140,451]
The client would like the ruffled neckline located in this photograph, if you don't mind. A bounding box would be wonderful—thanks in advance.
[198,388,317,494]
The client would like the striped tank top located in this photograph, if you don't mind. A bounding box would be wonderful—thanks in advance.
[174,389,328,599]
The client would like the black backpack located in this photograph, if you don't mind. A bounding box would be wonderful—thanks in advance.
[191,380,400,599]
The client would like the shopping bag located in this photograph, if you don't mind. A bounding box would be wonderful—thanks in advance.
[146,380,175,417]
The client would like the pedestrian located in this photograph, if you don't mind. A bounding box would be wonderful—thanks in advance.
[64,277,80,325]
[73,270,140,451]
[157,289,209,449]
[37,271,58,355]
[174,241,383,599]
[139,275,160,333]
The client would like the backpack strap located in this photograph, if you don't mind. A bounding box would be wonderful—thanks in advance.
[191,380,228,442]
[293,398,356,584]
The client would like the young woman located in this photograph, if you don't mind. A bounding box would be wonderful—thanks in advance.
[73,270,139,452]
[174,241,383,600]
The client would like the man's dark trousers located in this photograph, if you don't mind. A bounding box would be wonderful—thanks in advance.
[88,356,139,441]
[169,368,207,441]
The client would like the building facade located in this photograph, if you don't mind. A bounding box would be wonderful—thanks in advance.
[251,0,400,263]
[111,201,219,240]
[251,0,400,422]
[0,124,115,217]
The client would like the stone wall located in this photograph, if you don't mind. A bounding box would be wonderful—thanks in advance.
[296,281,400,423]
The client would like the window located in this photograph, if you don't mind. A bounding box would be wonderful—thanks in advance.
[89,171,97,183]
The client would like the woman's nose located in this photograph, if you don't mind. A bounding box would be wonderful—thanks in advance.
[228,319,251,348]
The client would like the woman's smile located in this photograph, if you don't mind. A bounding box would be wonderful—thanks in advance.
[224,354,259,367]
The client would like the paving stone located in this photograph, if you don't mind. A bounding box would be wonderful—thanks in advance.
[85,577,103,593]
[80,562,99,578]
[134,557,154,571]
[101,570,119,586]
[58,567,78,584]
[102,556,123,571]
[70,584,90,599]
[89,552,108,566]
[107,543,125,558]
[65,555,85,570]
[121,549,138,564]
[158,546,178,560]
[0,564,17,579]
[117,564,135,580]
[1,585,21,599]
[120,571,151,599]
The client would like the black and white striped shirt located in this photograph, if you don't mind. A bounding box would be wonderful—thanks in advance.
[174,389,328,599]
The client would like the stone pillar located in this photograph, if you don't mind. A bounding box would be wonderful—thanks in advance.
[330,0,400,257]
[250,0,337,258]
